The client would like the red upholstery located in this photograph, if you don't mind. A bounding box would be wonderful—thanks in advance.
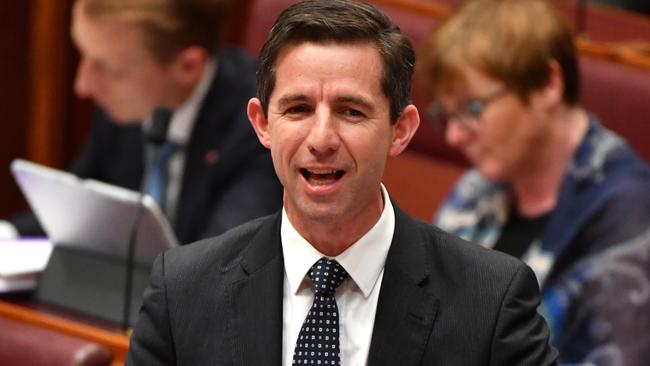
[239,0,295,56]
[551,0,650,42]
[0,317,112,366]
[580,55,650,162]
[428,0,650,42]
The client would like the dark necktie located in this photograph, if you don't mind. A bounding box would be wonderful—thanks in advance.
[293,257,349,365]
[144,142,180,211]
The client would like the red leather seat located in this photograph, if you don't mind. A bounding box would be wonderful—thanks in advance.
[0,316,112,366]
[580,55,650,162]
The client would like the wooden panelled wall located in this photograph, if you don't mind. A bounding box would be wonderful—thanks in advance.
[0,2,31,217]
[0,0,89,217]
[2,0,649,219]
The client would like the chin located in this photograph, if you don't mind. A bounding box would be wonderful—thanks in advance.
[476,162,507,182]
[102,106,146,124]
[300,204,342,223]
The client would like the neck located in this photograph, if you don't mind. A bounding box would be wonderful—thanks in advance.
[286,190,385,257]
[512,106,589,217]
[161,60,209,112]
[165,82,198,111]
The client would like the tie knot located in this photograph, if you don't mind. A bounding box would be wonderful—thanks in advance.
[308,258,348,296]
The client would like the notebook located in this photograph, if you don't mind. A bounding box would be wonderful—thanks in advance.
[10,159,178,265]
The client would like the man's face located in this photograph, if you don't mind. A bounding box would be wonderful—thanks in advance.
[249,42,416,236]
[71,4,181,123]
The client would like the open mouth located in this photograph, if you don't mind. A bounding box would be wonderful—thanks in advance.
[300,168,345,186]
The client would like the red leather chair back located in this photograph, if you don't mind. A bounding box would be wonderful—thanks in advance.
[0,317,112,366]
[580,55,650,162]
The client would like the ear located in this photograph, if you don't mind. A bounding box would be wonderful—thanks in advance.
[169,46,209,87]
[247,97,272,149]
[388,104,420,157]
[539,59,564,107]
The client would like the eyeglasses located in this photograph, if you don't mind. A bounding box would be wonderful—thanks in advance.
[426,86,509,134]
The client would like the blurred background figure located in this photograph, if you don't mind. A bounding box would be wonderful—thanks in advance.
[542,226,650,365]
[3,0,282,244]
[419,0,650,362]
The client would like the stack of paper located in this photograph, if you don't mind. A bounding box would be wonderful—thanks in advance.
[0,239,53,292]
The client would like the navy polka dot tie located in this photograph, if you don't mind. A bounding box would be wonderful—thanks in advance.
[292,257,349,365]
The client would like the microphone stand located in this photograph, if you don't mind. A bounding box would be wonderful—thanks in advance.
[122,107,172,333]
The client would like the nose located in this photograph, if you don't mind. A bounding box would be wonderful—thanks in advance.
[305,110,340,155]
[445,119,473,148]
[74,57,96,98]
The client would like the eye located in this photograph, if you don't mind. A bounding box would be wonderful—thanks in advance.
[464,100,484,118]
[340,108,366,120]
[285,104,311,115]
[95,62,128,80]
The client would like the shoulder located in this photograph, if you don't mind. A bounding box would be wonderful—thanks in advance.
[445,170,505,205]
[562,119,650,227]
[400,212,528,288]
[395,214,548,352]
[424,219,524,274]
[436,170,509,229]
[580,127,650,221]
[215,47,257,82]
[161,214,273,278]
[202,47,257,114]
[577,117,650,189]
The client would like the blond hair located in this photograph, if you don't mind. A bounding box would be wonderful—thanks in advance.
[419,0,579,105]
[78,0,228,63]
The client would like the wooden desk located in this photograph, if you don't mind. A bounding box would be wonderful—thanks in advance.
[0,300,129,366]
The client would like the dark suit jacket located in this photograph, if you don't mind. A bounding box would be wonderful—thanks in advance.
[127,206,558,365]
[10,47,282,244]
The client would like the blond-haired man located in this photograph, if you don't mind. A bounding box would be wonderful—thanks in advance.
[8,0,282,243]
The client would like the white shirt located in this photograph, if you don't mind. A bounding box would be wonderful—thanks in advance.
[281,184,395,366]
[143,59,217,222]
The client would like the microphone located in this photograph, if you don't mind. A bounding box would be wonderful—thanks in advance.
[122,107,172,332]
[147,107,173,146]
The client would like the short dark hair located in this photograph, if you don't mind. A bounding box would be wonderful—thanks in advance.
[257,0,415,123]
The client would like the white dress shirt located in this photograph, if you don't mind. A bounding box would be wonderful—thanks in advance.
[281,184,395,366]
[143,60,216,222]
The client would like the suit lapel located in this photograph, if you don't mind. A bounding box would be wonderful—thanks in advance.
[173,71,223,243]
[368,206,439,366]
[229,213,284,366]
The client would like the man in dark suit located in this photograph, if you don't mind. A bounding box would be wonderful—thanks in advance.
[127,0,558,364]
[6,0,282,244]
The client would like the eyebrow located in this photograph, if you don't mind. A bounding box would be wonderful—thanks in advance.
[276,94,311,109]
[275,93,376,113]
[335,96,375,112]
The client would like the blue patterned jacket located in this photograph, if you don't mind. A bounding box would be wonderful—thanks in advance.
[435,116,650,363]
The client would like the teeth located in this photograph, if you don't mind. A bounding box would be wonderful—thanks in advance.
[300,168,344,185]
[307,169,337,174]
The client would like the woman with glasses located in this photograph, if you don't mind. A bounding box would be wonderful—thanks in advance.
[419,0,650,363]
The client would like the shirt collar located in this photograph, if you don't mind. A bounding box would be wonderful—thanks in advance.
[143,59,217,145]
[281,184,395,298]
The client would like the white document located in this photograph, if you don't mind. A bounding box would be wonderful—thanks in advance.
[0,238,53,292]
